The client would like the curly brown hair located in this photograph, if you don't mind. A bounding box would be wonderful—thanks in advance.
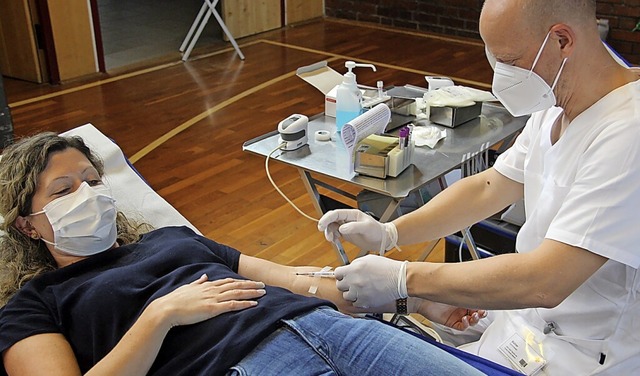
[0,132,152,306]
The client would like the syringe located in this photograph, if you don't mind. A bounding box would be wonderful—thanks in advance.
[295,271,336,278]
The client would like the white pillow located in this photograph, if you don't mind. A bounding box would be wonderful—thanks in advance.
[60,124,200,233]
[0,124,200,234]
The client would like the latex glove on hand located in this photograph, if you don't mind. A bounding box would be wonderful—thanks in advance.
[334,254,408,309]
[317,209,398,255]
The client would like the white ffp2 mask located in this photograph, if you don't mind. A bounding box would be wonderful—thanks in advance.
[31,181,117,256]
[490,32,568,117]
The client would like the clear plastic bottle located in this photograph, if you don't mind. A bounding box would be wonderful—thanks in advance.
[335,61,376,132]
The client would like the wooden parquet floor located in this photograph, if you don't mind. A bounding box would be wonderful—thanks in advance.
[3,18,493,268]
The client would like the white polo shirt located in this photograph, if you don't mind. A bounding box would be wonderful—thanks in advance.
[463,79,640,375]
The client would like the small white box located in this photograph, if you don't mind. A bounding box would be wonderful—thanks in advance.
[296,61,344,118]
[325,85,338,117]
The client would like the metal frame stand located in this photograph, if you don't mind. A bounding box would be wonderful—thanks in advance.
[180,0,245,61]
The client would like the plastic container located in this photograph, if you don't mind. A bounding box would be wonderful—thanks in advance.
[335,61,376,132]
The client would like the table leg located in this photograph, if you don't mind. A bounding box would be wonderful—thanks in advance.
[417,239,440,261]
[298,169,350,265]
[298,169,325,217]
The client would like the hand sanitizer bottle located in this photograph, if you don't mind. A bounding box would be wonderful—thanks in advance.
[336,61,376,132]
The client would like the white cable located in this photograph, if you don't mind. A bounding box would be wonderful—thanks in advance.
[424,326,444,343]
[267,143,404,255]
[266,143,319,222]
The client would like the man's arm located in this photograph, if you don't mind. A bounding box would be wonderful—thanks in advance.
[406,239,608,310]
[394,167,524,245]
[394,167,607,309]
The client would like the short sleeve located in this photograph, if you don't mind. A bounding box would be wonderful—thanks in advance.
[0,284,61,355]
[195,235,242,273]
[493,116,535,183]
[547,123,640,267]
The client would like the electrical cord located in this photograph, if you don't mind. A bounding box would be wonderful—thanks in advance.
[266,142,404,255]
[266,143,320,222]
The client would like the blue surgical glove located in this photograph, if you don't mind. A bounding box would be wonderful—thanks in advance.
[334,254,408,308]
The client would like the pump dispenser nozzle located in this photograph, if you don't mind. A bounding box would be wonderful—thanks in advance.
[335,61,377,133]
[343,61,377,84]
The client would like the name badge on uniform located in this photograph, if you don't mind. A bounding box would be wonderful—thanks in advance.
[498,331,547,375]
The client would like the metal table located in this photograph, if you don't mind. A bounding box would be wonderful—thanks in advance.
[243,103,528,263]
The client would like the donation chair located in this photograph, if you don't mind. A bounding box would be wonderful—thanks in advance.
[0,124,522,375]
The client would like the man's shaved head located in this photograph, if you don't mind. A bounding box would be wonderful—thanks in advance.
[480,0,598,63]
[482,0,597,35]
[480,0,635,121]
[519,0,597,33]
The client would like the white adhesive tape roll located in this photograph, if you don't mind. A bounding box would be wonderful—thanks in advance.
[315,130,331,142]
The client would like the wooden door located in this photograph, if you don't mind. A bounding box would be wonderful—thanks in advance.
[0,0,44,82]
[285,0,323,25]
[46,0,99,81]
[222,0,282,39]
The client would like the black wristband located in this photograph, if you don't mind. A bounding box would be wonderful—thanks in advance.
[396,298,408,315]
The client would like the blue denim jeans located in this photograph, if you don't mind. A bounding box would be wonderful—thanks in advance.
[227,307,484,375]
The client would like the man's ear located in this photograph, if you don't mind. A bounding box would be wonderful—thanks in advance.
[553,24,575,57]
[14,216,39,239]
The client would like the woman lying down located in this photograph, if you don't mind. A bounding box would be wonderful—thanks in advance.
[0,133,486,376]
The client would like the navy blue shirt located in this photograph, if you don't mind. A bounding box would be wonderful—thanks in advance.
[0,226,332,375]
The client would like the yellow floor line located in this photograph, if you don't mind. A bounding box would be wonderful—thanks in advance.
[10,26,488,109]
[177,39,264,63]
[128,56,342,164]
[9,62,180,108]
[328,18,486,47]
[8,26,490,163]
[260,39,491,89]
[7,45,247,109]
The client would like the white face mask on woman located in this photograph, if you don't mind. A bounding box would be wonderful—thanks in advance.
[30,181,117,256]
[489,31,568,117]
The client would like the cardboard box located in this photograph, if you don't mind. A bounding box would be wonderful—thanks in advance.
[296,61,344,117]
[354,134,413,178]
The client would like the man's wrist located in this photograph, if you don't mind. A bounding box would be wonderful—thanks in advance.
[382,222,398,252]
[397,260,409,298]
[405,261,416,297]
[407,297,422,314]
[396,298,408,315]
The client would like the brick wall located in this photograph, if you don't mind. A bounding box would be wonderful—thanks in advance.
[598,0,640,65]
[325,0,640,65]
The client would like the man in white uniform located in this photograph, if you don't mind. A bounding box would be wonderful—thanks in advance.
[318,0,640,374]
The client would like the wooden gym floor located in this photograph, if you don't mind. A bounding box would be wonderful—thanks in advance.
[3,18,493,268]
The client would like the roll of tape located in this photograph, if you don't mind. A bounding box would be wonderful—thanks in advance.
[315,130,331,142]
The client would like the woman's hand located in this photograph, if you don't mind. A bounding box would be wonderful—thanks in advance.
[413,299,486,331]
[152,274,266,329]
